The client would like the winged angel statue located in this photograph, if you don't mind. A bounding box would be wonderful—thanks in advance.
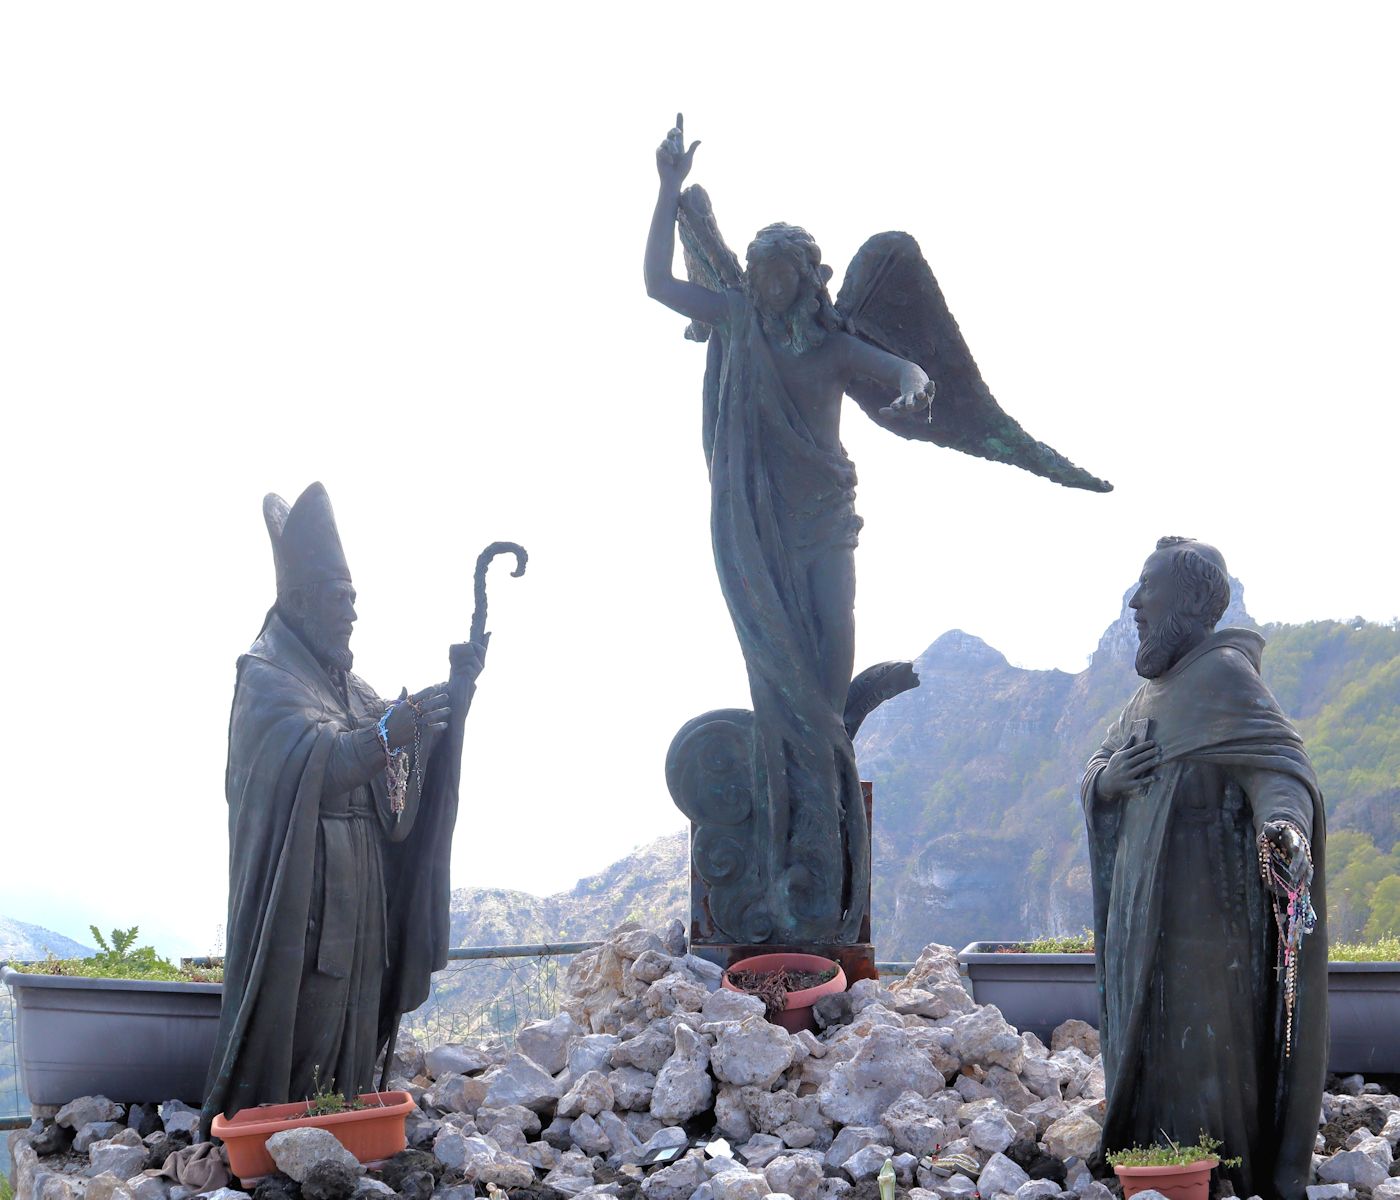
[646,116,1111,949]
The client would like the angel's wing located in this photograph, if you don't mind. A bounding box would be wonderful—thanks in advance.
[836,232,1112,493]
[676,185,743,466]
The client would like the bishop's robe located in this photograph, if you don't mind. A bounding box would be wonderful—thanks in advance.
[1082,628,1327,1200]
[202,613,463,1126]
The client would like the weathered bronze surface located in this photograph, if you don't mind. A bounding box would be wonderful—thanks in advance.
[1083,538,1326,1200]
[646,115,1111,948]
[203,483,494,1124]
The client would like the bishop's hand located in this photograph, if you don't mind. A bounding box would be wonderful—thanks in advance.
[1095,738,1159,802]
[1260,820,1313,895]
[450,638,489,688]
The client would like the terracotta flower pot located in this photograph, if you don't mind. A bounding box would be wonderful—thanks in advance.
[211,1089,414,1181]
[722,952,847,1033]
[1114,1158,1217,1200]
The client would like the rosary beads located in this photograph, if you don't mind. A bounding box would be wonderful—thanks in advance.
[1257,821,1317,1056]
[376,698,424,823]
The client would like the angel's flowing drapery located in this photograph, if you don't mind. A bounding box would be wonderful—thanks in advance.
[704,288,869,942]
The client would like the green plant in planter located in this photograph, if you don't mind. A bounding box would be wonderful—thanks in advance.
[31,925,224,983]
[1107,1133,1242,1169]
[304,1066,369,1116]
[998,930,1095,954]
[1329,936,1400,962]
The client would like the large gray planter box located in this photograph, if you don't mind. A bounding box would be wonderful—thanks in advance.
[1326,962,1400,1075]
[1,966,222,1106]
[958,942,1097,1045]
[958,942,1400,1075]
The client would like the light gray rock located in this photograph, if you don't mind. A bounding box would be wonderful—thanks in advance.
[1306,1187,1353,1200]
[629,951,674,985]
[607,1066,657,1111]
[734,1133,785,1170]
[678,955,725,987]
[713,1085,756,1144]
[1050,1021,1100,1057]
[950,1007,1025,1074]
[817,1181,854,1200]
[352,1180,396,1200]
[440,1133,535,1188]
[85,1172,138,1200]
[1354,1135,1394,1167]
[764,1153,824,1200]
[420,1069,487,1114]
[425,1044,494,1078]
[474,1103,541,1137]
[567,1034,622,1080]
[640,1154,706,1200]
[644,974,708,1018]
[198,1191,251,1200]
[841,1144,896,1182]
[711,1017,796,1088]
[157,1101,200,1138]
[1338,1075,1367,1097]
[1318,1149,1389,1189]
[74,1122,126,1152]
[481,1052,563,1113]
[127,1176,173,1200]
[1371,1181,1400,1200]
[709,1169,771,1200]
[892,1154,919,1187]
[87,1142,148,1181]
[516,1013,584,1076]
[702,989,768,1024]
[1043,1110,1102,1162]
[569,1114,612,1156]
[544,1149,600,1197]
[267,1126,363,1182]
[1383,1112,1400,1147]
[650,1025,713,1124]
[1072,1181,1115,1200]
[436,1188,478,1200]
[967,1110,1016,1154]
[596,1110,642,1157]
[558,1070,615,1119]
[824,1126,891,1172]
[58,1097,124,1130]
[818,1026,943,1126]
[1023,1097,1069,1135]
[977,1152,1030,1197]
[1014,1182,1063,1200]
[611,1029,675,1075]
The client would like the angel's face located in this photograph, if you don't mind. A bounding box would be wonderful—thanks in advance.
[749,255,802,316]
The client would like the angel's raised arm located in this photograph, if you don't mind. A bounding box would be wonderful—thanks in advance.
[645,116,726,327]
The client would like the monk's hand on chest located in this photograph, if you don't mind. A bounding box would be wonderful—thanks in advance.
[1096,738,1160,802]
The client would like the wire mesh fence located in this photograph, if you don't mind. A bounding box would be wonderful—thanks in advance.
[1,979,24,1123]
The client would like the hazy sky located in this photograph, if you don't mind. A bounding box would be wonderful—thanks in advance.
[2,4,1396,956]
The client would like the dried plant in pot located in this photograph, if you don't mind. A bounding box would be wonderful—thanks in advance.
[721,951,846,1033]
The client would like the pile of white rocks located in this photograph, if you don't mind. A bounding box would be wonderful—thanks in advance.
[8,922,1399,1200]
[380,924,1115,1200]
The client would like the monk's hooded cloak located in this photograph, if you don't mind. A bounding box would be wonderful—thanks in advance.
[1082,628,1326,1200]
[202,609,462,1127]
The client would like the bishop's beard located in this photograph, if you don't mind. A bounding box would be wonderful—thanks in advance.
[1135,610,1200,679]
[287,611,354,675]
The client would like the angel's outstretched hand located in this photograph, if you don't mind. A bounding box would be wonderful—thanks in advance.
[656,112,700,188]
[880,379,937,418]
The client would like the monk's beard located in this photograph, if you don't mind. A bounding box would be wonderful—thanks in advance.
[1135,611,1199,679]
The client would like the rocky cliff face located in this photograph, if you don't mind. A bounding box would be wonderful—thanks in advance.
[434,579,1396,962]
[0,917,95,963]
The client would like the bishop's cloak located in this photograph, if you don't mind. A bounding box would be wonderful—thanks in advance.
[202,613,462,1126]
